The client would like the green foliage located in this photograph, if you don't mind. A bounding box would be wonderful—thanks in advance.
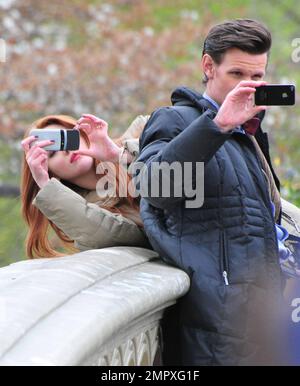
[0,198,27,267]
[284,185,300,207]
[1,0,300,267]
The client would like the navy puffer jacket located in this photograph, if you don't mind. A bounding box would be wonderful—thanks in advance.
[137,87,286,365]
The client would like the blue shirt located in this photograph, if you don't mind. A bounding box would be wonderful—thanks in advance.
[202,92,293,271]
[203,92,246,134]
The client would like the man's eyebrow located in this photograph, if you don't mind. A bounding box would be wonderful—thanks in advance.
[228,68,265,76]
[227,68,244,72]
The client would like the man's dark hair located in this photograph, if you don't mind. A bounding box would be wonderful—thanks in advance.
[202,19,272,84]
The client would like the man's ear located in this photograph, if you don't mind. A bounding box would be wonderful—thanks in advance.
[201,54,215,81]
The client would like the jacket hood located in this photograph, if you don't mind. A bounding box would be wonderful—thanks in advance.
[171,86,212,110]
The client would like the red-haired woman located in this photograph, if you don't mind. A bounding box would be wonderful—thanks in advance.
[21,113,150,258]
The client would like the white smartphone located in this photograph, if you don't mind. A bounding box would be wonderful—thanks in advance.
[29,128,80,151]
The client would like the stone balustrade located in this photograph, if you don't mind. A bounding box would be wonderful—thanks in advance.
[0,246,190,366]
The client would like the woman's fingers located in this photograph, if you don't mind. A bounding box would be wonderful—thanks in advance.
[30,139,55,148]
[81,114,107,126]
[76,117,92,126]
[26,145,47,160]
[22,137,54,154]
[21,137,50,188]
[27,140,55,159]
[21,135,37,152]
[74,119,93,133]
[26,144,50,165]
[31,153,48,166]
[76,118,105,130]
[27,153,48,180]
[77,115,108,129]
[82,113,100,122]
[76,122,93,134]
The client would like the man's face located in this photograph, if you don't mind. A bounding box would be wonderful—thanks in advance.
[203,48,268,105]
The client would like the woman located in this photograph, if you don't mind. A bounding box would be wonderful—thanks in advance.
[21,113,151,258]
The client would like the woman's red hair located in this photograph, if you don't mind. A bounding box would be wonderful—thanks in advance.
[20,115,141,259]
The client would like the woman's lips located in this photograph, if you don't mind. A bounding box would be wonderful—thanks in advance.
[70,153,80,163]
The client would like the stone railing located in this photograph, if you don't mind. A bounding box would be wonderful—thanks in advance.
[0,247,190,366]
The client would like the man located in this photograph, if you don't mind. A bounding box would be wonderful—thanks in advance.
[136,19,287,365]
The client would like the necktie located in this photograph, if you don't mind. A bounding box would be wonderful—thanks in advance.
[242,117,261,135]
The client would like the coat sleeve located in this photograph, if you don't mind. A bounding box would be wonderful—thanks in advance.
[136,106,232,210]
[32,178,150,251]
[119,115,149,165]
[119,115,150,142]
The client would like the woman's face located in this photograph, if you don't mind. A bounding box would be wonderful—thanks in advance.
[46,124,94,181]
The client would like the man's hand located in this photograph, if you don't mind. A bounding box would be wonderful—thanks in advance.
[213,80,267,133]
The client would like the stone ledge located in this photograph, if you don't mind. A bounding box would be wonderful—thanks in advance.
[0,246,190,366]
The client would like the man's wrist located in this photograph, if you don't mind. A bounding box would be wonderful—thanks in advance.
[213,116,234,133]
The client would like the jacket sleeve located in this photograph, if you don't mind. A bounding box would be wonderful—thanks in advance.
[119,115,149,165]
[121,138,140,164]
[119,115,150,142]
[136,106,232,209]
[32,178,150,251]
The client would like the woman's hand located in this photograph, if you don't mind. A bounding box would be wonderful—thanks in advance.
[74,114,122,162]
[21,136,53,189]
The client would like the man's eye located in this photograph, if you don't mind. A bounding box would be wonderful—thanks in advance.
[232,71,242,76]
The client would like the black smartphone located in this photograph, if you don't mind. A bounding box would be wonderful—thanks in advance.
[255,84,295,106]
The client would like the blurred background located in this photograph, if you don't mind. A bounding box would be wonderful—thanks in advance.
[0,0,299,267]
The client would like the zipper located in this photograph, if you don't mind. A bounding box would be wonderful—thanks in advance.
[217,155,229,286]
[223,270,229,286]
[220,230,229,286]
